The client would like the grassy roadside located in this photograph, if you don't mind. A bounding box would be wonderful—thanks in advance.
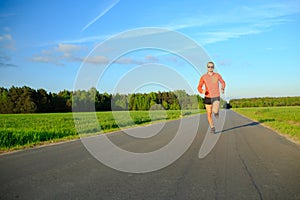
[0,109,205,152]
[232,106,300,142]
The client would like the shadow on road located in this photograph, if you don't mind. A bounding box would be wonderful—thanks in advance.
[216,121,260,134]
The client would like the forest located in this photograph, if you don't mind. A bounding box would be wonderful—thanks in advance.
[229,96,300,108]
[0,86,208,114]
[0,86,299,114]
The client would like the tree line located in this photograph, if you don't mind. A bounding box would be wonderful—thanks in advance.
[0,86,209,114]
[3,86,297,114]
[229,96,300,108]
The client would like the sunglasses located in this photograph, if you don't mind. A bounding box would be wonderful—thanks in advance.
[207,66,214,68]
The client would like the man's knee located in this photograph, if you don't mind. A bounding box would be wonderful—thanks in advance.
[212,101,220,112]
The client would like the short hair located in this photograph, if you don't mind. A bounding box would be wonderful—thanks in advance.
[207,61,214,66]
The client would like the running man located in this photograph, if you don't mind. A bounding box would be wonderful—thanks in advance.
[198,61,226,134]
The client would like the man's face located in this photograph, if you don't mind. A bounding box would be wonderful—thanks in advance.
[207,64,214,72]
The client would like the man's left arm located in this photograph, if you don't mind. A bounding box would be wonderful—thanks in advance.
[218,74,226,93]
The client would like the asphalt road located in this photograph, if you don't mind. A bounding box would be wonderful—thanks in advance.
[0,110,299,200]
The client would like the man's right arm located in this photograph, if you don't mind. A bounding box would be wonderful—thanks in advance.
[197,77,204,94]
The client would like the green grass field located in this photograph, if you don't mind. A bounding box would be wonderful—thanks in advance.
[0,110,204,151]
[233,106,300,141]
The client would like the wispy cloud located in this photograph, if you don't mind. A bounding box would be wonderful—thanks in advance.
[31,43,137,65]
[32,2,300,66]
[0,33,15,50]
[0,55,17,67]
[55,43,84,53]
[31,42,167,66]
[70,2,300,47]
[0,32,17,67]
[198,28,262,45]
[31,43,84,66]
[0,13,16,18]
[31,55,64,66]
[81,0,120,32]
[58,35,110,44]
[0,63,17,68]
[217,59,232,67]
[0,53,17,68]
[145,55,159,62]
[165,2,300,45]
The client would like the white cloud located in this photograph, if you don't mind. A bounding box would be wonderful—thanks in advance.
[83,55,109,64]
[31,40,172,66]
[0,32,16,67]
[32,43,140,65]
[0,34,12,41]
[199,29,262,45]
[145,55,159,62]
[0,33,15,50]
[31,43,84,65]
[31,56,63,65]
[55,43,83,53]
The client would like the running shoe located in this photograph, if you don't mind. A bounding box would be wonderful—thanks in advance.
[210,127,215,134]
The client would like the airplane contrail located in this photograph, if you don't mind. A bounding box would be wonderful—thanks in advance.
[81,0,120,32]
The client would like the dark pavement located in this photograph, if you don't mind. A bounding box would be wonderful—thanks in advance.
[0,110,299,200]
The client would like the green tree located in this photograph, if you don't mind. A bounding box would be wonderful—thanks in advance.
[112,93,128,111]
[36,88,50,113]
[0,87,11,113]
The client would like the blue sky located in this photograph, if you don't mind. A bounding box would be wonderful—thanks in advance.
[0,0,299,100]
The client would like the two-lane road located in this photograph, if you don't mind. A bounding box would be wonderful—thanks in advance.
[0,110,299,200]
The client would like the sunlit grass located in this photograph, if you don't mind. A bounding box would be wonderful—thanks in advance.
[0,109,204,151]
[233,106,300,141]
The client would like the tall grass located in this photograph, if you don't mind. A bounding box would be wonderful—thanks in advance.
[0,110,203,151]
[0,113,77,150]
[233,106,300,141]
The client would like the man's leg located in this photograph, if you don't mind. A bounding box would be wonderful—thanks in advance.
[212,100,220,118]
[205,104,214,128]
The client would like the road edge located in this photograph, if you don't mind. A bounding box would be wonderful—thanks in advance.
[231,110,300,146]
